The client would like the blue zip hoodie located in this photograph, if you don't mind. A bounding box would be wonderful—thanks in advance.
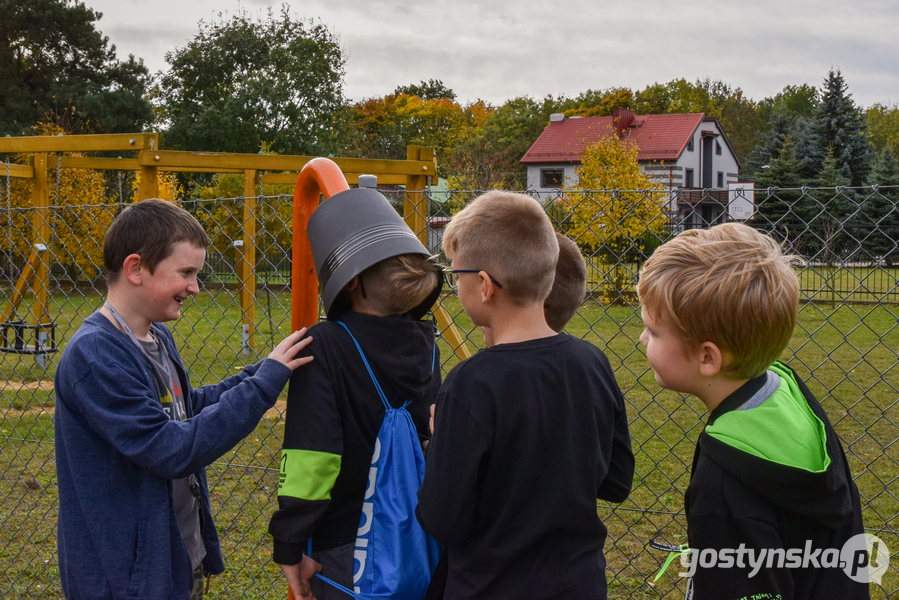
[54,312,291,599]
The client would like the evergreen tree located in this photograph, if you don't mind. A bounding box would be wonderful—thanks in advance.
[812,148,855,262]
[753,137,815,254]
[860,149,899,264]
[0,0,153,135]
[812,70,872,186]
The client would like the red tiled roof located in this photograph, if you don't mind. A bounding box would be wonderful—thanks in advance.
[520,113,706,163]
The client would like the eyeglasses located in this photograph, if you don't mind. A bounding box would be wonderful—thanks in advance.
[444,269,503,290]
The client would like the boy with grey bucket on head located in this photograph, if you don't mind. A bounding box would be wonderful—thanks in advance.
[269,185,443,600]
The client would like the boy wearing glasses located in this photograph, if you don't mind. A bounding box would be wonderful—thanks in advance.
[417,191,634,599]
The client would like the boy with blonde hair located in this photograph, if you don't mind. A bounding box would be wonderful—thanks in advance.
[270,187,443,600]
[418,191,634,599]
[637,222,869,599]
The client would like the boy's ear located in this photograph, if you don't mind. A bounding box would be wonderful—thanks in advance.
[121,253,144,285]
[479,270,497,303]
[697,341,725,377]
[345,276,361,292]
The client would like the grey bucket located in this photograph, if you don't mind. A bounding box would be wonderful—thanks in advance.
[308,187,443,319]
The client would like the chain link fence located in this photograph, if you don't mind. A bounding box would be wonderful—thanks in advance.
[1,184,896,598]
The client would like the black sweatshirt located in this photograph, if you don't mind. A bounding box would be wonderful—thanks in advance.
[417,333,634,600]
[685,362,870,600]
[269,311,438,564]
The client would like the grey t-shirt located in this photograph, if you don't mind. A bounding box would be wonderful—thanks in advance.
[140,335,207,569]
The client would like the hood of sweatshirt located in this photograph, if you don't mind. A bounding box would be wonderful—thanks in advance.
[317,310,438,405]
[699,362,855,529]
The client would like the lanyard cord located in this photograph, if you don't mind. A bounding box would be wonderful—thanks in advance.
[104,302,179,397]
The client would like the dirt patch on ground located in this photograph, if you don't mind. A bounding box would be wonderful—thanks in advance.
[265,399,287,421]
[1,381,288,421]
[0,380,54,392]
[1,380,56,417]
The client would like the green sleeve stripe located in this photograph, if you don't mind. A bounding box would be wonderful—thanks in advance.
[278,449,342,501]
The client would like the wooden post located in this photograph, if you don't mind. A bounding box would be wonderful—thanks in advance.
[238,170,258,354]
[137,136,160,200]
[403,145,471,361]
[403,145,430,244]
[31,154,51,328]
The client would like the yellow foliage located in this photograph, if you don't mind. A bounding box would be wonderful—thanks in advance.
[563,132,669,257]
[1,123,114,279]
[130,170,182,202]
[192,172,293,259]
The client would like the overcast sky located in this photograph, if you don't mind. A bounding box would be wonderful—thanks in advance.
[86,0,898,109]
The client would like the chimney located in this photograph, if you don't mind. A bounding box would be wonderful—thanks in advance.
[612,108,635,136]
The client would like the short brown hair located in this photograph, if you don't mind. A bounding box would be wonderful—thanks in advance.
[104,199,208,283]
[544,233,587,332]
[359,253,440,315]
[442,191,559,305]
[636,223,799,379]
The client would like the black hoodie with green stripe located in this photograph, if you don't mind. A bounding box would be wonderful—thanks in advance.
[685,362,870,599]
[268,311,438,565]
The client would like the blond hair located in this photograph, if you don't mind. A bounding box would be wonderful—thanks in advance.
[359,253,440,315]
[443,191,559,305]
[544,233,587,331]
[636,223,799,379]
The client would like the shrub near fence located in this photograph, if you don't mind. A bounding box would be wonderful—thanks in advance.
[0,187,896,598]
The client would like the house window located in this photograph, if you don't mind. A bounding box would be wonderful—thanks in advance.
[540,168,565,188]
[687,138,694,152]
[715,141,722,155]
[684,168,694,188]
[717,171,724,188]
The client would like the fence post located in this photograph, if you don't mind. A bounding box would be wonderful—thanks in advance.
[137,135,159,200]
[404,145,430,242]
[31,153,51,364]
[239,170,257,354]
[403,145,471,361]
[31,154,50,328]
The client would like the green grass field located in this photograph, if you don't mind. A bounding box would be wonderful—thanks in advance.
[1,287,896,598]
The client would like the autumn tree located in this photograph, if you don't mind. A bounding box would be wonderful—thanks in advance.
[866,103,899,159]
[564,132,668,257]
[448,95,561,189]
[345,94,470,170]
[158,6,345,155]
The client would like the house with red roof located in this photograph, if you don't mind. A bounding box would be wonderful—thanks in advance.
[521,109,744,227]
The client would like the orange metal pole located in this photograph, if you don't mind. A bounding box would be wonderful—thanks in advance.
[291,158,349,331]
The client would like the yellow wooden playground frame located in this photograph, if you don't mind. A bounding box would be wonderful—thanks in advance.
[0,133,470,360]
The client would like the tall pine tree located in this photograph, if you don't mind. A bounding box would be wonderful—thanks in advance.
[812,70,872,186]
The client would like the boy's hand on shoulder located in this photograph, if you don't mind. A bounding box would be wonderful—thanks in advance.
[268,328,315,371]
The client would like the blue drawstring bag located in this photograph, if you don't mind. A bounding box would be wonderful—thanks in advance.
[314,322,440,599]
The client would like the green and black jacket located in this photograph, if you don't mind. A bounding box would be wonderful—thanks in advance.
[268,311,438,565]
[686,362,869,600]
